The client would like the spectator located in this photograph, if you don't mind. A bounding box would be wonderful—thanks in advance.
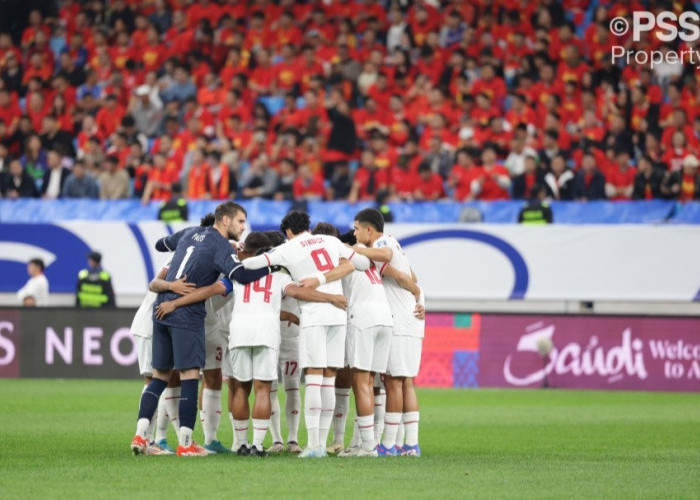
[518,184,553,224]
[632,156,665,200]
[543,154,575,201]
[20,134,47,186]
[76,251,116,308]
[414,161,445,201]
[129,85,163,138]
[161,65,197,104]
[505,137,539,177]
[185,149,214,200]
[40,115,75,158]
[349,149,389,202]
[61,159,99,199]
[274,157,296,201]
[1,157,38,198]
[326,160,352,200]
[423,135,454,180]
[99,155,130,199]
[471,146,511,200]
[40,149,70,199]
[17,257,48,306]
[662,154,700,201]
[239,153,278,199]
[605,150,636,201]
[157,182,189,222]
[292,162,324,201]
[573,152,606,201]
[512,155,545,200]
[448,148,480,202]
[207,150,236,200]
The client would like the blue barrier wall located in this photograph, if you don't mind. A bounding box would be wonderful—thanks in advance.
[1,199,698,224]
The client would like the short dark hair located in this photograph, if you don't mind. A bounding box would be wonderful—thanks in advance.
[339,230,357,246]
[264,230,286,247]
[280,210,310,235]
[311,222,340,237]
[29,258,44,271]
[243,231,272,255]
[214,201,246,221]
[200,212,215,227]
[354,208,384,233]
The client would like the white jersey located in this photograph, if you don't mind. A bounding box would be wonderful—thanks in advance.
[228,271,293,349]
[204,275,234,336]
[243,232,369,327]
[374,234,424,338]
[280,294,300,339]
[17,274,49,306]
[130,259,171,339]
[342,259,394,331]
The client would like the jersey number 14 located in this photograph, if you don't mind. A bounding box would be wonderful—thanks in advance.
[243,275,273,303]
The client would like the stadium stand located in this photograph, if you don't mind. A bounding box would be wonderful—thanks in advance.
[1,0,700,210]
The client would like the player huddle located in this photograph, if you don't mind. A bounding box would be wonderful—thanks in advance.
[129,201,425,458]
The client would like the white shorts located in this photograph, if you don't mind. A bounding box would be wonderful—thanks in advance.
[230,346,278,382]
[387,335,423,378]
[204,326,227,371]
[346,324,392,373]
[136,336,153,377]
[299,325,346,369]
[222,347,234,379]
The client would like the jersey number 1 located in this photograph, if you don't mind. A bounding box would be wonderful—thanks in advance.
[175,246,194,279]
[311,248,334,272]
[243,275,273,303]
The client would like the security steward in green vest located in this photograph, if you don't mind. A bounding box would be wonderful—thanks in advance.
[518,184,553,224]
[158,182,189,223]
[76,251,116,308]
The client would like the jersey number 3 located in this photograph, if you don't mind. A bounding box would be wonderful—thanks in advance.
[243,275,273,303]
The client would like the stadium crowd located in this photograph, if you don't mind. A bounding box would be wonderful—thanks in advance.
[1,0,700,205]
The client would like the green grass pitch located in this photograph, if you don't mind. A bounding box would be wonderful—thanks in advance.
[1,379,698,499]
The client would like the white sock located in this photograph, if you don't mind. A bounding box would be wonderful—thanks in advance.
[233,419,249,448]
[201,389,222,445]
[179,426,193,447]
[332,387,350,445]
[229,412,237,449]
[136,418,150,439]
[284,376,301,443]
[146,410,157,441]
[155,393,170,442]
[319,377,336,447]
[349,418,361,448]
[403,411,420,446]
[252,418,270,450]
[269,382,283,444]
[374,391,386,445]
[304,374,323,448]
[381,412,402,448]
[357,414,375,452]
[396,421,405,448]
[163,387,181,435]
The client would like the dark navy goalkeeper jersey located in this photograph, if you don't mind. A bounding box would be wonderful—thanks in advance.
[154,226,240,330]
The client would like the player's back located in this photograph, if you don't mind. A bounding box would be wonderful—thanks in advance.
[229,272,291,349]
[342,260,393,330]
[374,234,423,337]
[276,232,347,327]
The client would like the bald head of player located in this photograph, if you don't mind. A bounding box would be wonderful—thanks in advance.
[279,210,310,240]
[353,208,384,246]
[214,201,247,241]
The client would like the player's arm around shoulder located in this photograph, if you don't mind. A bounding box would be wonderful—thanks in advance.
[285,281,347,311]
[299,257,355,289]
[154,278,231,320]
[353,238,393,262]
